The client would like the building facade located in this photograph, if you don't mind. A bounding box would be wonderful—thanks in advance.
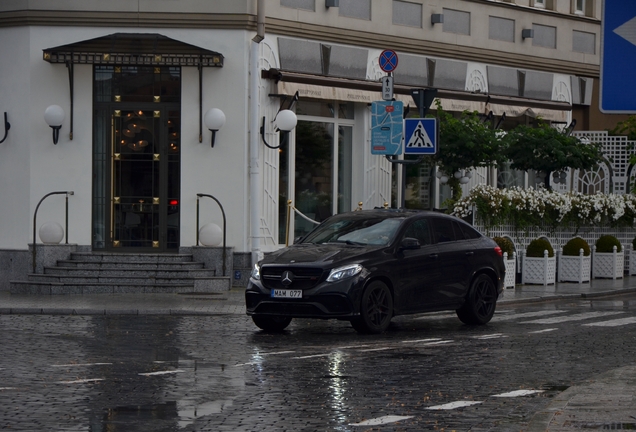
[0,0,621,288]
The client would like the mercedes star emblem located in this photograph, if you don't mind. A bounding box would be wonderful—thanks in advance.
[281,271,294,286]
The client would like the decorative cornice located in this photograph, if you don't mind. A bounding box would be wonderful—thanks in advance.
[0,9,600,78]
[0,10,256,30]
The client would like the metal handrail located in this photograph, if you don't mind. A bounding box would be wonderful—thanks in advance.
[32,191,74,273]
[196,193,227,276]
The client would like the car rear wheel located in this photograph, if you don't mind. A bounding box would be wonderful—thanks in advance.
[456,274,497,325]
[350,281,393,334]
[252,315,292,332]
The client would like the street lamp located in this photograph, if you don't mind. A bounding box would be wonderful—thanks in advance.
[260,109,297,149]
[203,108,226,148]
[44,105,64,144]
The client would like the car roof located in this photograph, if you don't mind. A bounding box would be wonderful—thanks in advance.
[328,208,461,221]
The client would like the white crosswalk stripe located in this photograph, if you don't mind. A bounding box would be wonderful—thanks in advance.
[582,316,636,327]
[493,310,567,321]
[520,311,625,324]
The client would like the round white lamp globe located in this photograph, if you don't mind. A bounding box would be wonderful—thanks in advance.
[440,175,449,184]
[459,176,470,184]
[204,108,226,131]
[44,105,65,127]
[275,110,298,131]
[198,223,223,246]
[39,221,64,244]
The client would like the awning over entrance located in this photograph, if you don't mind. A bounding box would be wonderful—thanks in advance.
[43,33,224,142]
[264,69,571,122]
[43,33,223,67]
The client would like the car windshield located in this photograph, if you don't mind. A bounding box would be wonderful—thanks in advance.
[302,217,403,246]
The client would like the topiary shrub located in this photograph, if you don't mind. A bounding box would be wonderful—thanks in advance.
[526,238,554,258]
[632,236,636,251]
[563,237,591,256]
[596,235,622,253]
[493,237,514,259]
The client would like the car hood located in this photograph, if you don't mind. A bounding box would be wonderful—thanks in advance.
[261,244,382,267]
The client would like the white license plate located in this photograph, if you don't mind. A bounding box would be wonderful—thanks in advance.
[271,289,303,299]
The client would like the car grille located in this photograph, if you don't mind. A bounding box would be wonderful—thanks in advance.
[261,267,326,290]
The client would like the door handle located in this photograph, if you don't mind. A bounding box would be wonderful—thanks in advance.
[465,252,474,256]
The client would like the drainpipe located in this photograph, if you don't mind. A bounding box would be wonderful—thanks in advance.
[250,0,265,266]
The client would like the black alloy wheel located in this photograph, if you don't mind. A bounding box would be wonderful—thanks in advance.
[351,280,393,334]
[456,273,497,325]
[252,315,293,332]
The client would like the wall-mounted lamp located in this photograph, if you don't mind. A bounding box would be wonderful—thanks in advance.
[0,112,9,144]
[203,108,226,148]
[522,29,534,39]
[44,105,65,144]
[260,109,298,149]
[325,0,339,7]
[431,14,444,24]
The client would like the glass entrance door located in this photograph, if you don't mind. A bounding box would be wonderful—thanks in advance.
[93,66,181,252]
[109,108,180,250]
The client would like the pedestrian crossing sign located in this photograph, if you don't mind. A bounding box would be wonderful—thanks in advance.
[404,118,437,154]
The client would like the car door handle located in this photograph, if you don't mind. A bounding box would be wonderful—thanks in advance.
[465,252,474,256]
[429,254,439,259]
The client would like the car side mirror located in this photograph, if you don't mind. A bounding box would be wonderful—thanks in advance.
[400,237,421,250]
[293,236,304,244]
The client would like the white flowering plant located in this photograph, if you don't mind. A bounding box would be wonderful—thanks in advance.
[453,185,636,232]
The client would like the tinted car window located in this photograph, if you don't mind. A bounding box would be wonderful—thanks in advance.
[431,218,458,243]
[302,216,404,246]
[403,219,432,246]
[458,222,482,240]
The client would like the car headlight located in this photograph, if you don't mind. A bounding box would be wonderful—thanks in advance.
[327,264,363,282]
[251,263,261,280]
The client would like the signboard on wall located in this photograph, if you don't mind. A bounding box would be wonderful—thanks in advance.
[371,101,404,155]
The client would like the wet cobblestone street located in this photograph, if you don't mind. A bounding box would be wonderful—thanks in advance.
[1,295,635,431]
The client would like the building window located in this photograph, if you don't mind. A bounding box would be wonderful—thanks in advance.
[534,0,545,8]
[532,24,557,49]
[573,30,595,54]
[574,0,585,15]
[442,8,470,36]
[393,1,422,28]
[280,0,315,11]
[489,16,515,42]
[339,0,371,20]
[278,101,355,244]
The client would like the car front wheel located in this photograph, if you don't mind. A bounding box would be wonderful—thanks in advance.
[456,274,497,325]
[351,280,393,334]
[252,315,292,332]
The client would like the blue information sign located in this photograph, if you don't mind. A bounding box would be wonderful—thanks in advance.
[404,118,437,154]
[371,101,404,155]
[600,0,636,113]
[379,50,398,73]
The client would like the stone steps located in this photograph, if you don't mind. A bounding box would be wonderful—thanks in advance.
[10,251,231,295]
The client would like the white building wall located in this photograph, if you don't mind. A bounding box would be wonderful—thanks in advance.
[0,27,32,249]
[0,26,252,251]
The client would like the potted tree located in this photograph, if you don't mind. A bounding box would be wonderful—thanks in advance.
[522,238,556,285]
[592,235,624,279]
[630,237,636,276]
[558,237,591,283]
[494,236,516,288]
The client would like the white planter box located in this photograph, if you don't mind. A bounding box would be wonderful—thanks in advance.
[503,252,516,289]
[557,249,591,283]
[522,251,556,285]
[592,246,624,279]
[630,249,636,276]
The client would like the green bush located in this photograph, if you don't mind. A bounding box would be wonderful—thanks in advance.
[562,237,591,256]
[526,238,554,258]
[493,237,514,258]
[595,235,622,253]
[632,236,636,251]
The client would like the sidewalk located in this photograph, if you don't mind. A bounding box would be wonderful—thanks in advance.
[1,277,635,432]
[1,275,635,316]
